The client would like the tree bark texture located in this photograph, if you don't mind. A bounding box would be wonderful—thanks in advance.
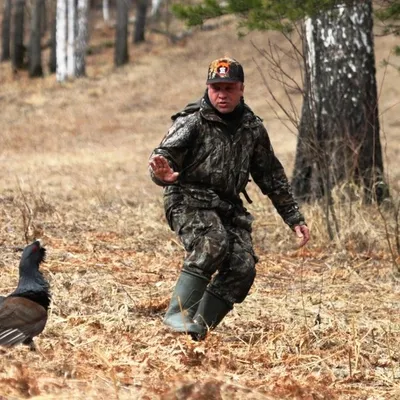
[49,11,57,73]
[291,1,388,204]
[115,0,129,67]
[29,0,44,77]
[67,0,75,78]
[151,0,162,18]
[40,0,47,36]
[1,0,12,61]
[103,0,110,23]
[12,0,26,70]
[134,0,148,43]
[75,0,89,77]
[56,0,67,81]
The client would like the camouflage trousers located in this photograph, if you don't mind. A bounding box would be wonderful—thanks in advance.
[168,204,258,305]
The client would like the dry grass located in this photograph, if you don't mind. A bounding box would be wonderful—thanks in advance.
[0,12,400,400]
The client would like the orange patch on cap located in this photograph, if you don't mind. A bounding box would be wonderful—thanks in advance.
[215,60,230,77]
[209,59,232,79]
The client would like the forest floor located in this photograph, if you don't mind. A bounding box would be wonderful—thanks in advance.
[0,10,400,400]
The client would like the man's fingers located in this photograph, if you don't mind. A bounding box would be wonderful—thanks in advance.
[149,155,179,183]
[298,237,307,247]
[153,156,165,169]
[150,155,164,169]
[149,159,157,171]
[150,155,168,172]
[294,225,310,248]
[164,171,179,183]
[294,226,303,238]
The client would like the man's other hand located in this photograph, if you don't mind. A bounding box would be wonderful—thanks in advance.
[294,224,310,248]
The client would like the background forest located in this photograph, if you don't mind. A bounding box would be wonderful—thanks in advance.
[0,1,400,399]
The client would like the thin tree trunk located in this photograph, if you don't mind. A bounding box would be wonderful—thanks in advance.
[12,0,26,70]
[291,1,388,204]
[29,0,44,77]
[1,0,12,62]
[56,0,67,81]
[67,0,75,78]
[151,0,162,18]
[49,10,57,73]
[134,0,148,43]
[115,0,129,67]
[103,0,110,23]
[75,0,89,77]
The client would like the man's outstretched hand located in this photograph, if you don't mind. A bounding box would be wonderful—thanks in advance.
[294,224,310,248]
[149,155,179,183]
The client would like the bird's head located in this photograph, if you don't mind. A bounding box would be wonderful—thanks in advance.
[12,240,50,299]
[19,240,46,271]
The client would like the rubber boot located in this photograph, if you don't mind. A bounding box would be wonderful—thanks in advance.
[192,289,233,340]
[163,270,209,336]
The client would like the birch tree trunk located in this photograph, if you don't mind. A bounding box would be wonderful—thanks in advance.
[67,0,75,78]
[151,0,162,18]
[12,0,26,70]
[115,0,129,67]
[103,0,110,23]
[75,0,89,77]
[134,0,148,43]
[291,1,388,204]
[56,0,67,81]
[1,0,12,62]
[29,0,44,77]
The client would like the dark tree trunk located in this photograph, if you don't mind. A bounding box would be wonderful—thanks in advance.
[29,0,44,77]
[133,0,148,43]
[41,0,47,36]
[1,0,12,61]
[12,0,26,70]
[49,11,57,73]
[292,1,388,204]
[114,0,129,67]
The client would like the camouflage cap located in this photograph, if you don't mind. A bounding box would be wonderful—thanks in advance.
[206,57,244,84]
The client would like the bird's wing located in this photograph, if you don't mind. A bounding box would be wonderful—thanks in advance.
[0,328,28,347]
[0,297,48,347]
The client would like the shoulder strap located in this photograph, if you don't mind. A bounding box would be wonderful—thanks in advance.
[171,98,202,121]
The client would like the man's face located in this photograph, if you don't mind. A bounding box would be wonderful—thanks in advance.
[207,82,244,113]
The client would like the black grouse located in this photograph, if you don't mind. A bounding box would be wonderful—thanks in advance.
[0,240,51,348]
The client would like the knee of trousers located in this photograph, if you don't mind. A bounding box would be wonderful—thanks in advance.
[232,255,256,303]
[185,230,229,274]
[207,231,229,264]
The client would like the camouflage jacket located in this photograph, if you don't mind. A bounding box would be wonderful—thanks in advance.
[150,98,305,229]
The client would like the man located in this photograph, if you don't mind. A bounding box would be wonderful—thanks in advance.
[149,57,310,340]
